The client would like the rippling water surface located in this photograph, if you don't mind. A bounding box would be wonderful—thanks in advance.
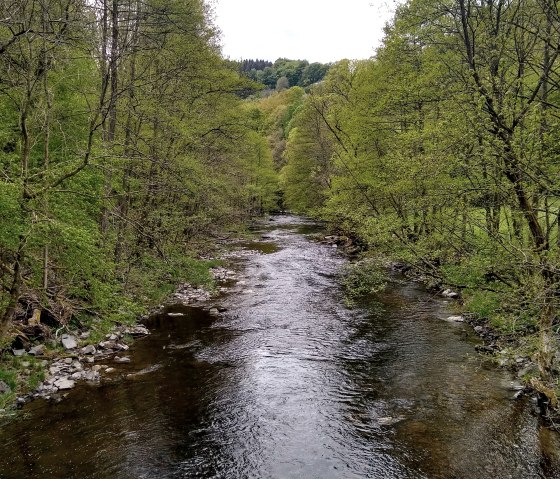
[0,216,559,478]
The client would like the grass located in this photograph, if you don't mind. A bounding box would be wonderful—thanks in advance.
[0,354,47,411]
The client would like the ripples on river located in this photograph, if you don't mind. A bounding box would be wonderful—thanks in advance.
[0,215,558,479]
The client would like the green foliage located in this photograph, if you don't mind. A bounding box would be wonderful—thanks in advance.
[237,58,330,89]
[276,0,560,402]
[341,258,388,306]
[464,290,502,320]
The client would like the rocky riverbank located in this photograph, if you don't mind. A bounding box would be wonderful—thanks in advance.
[0,252,246,416]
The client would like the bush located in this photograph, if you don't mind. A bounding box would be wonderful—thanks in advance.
[341,258,388,306]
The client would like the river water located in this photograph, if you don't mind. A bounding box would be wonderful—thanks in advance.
[0,216,559,478]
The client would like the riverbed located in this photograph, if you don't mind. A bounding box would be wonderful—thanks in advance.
[0,216,558,478]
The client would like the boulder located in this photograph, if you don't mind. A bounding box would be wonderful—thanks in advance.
[61,334,78,350]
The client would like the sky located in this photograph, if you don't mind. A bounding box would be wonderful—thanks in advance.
[212,1,398,64]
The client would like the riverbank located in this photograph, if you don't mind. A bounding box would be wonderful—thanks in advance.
[0,223,277,418]
[329,234,558,422]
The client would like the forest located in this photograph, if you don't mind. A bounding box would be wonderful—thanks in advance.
[1,0,560,423]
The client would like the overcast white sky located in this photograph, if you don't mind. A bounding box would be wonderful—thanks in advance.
[212,1,398,63]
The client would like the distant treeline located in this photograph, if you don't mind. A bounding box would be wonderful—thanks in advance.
[231,58,331,90]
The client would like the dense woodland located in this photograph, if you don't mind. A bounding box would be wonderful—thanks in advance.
[233,58,331,90]
[0,0,279,343]
[2,0,560,417]
[281,0,560,413]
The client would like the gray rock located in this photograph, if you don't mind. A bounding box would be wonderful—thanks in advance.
[12,349,25,357]
[83,371,100,382]
[80,345,96,355]
[85,357,95,364]
[28,345,45,356]
[71,361,83,371]
[63,357,73,365]
[105,367,115,373]
[115,343,129,351]
[71,372,83,380]
[54,378,75,390]
[79,332,90,340]
[447,315,464,322]
[0,380,11,394]
[49,366,61,375]
[114,356,131,363]
[442,289,460,298]
[61,334,78,350]
[92,365,102,372]
[209,308,219,314]
[474,326,484,334]
[126,326,150,337]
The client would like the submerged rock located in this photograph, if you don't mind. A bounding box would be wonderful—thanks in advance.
[114,356,131,363]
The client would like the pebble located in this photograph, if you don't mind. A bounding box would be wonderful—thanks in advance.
[105,368,115,373]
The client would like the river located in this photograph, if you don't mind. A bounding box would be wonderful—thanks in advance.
[0,215,558,478]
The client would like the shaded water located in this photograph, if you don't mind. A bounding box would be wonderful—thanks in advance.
[1,215,559,478]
